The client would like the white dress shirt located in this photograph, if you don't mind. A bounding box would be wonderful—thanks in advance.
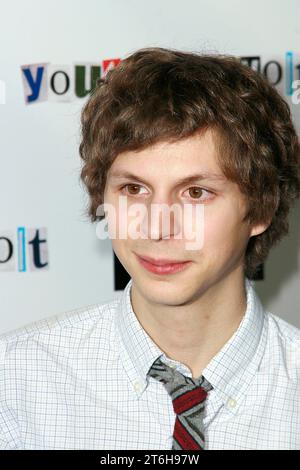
[0,276,300,450]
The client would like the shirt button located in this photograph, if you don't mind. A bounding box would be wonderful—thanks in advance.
[134,381,143,392]
[227,398,237,409]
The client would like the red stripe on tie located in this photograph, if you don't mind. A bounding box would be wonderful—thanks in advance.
[173,416,202,450]
[173,387,207,415]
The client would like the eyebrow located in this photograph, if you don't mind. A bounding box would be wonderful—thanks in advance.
[107,170,227,185]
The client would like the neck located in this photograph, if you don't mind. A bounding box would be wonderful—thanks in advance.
[130,269,247,379]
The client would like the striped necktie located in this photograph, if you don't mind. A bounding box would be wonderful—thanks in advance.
[147,356,213,450]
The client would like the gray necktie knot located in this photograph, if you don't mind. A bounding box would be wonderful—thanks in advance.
[147,356,213,415]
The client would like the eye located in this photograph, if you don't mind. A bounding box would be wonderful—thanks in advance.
[119,184,214,201]
[183,186,213,201]
[120,184,147,195]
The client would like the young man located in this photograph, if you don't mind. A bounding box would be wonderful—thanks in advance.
[1,47,300,450]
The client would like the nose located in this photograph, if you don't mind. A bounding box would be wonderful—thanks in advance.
[140,200,182,241]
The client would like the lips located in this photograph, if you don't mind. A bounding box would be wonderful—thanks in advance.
[135,253,192,275]
[135,253,189,266]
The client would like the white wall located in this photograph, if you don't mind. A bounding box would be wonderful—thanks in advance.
[0,0,299,333]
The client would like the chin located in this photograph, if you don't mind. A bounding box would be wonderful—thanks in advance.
[135,273,196,302]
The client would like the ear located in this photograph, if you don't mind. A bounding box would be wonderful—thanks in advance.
[249,220,271,238]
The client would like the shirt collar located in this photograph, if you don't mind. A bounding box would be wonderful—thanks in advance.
[114,276,268,411]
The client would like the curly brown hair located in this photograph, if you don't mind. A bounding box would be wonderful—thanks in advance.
[78,46,300,280]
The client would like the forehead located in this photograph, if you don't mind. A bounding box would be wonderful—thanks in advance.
[107,129,224,179]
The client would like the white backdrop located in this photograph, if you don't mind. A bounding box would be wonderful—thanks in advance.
[0,0,300,333]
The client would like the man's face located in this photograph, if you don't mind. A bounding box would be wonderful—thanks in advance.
[103,128,259,304]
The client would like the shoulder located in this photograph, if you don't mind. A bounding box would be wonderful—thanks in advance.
[264,310,300,374]
[0,297,121,363]
[0,297,121,449]
[266,310,300,346]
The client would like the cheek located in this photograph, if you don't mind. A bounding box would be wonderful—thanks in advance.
[104,192,128,238]
[202,205,244,253]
